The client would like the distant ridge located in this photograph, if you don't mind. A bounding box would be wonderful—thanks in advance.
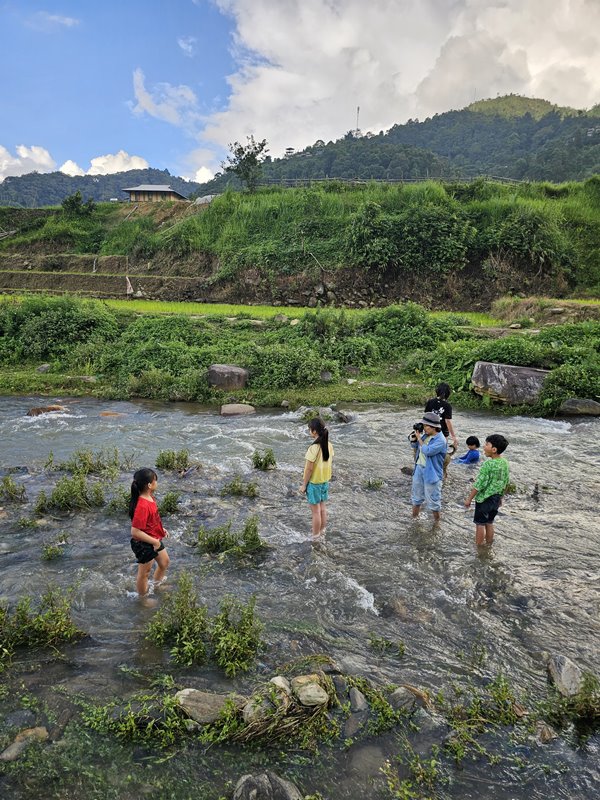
[466,94,580,120]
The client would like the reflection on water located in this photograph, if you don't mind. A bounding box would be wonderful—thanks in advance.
[0,396,599,798]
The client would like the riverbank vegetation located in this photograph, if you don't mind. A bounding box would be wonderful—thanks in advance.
[0,294,598,414]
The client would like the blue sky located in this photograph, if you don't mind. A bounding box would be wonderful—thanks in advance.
[1,1,599,183]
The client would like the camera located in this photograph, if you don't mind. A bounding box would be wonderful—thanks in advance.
[413,422,424,433]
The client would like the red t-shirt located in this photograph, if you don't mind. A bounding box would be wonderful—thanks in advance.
[131,496,166,541]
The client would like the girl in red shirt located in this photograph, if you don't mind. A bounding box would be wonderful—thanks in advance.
[129,468,170,597]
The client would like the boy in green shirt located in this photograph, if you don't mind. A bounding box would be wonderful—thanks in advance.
[464,434,509,546]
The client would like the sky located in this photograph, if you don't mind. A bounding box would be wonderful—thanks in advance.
[1,0,600,184]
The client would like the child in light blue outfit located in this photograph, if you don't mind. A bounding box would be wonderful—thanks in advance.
[455,436,480,465]
[410,411,447,523]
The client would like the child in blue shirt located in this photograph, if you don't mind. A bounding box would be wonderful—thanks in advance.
[455,436,480,465]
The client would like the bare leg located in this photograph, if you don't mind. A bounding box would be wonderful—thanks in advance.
[485,523,495,545]
[319,502,328,533]
[136,562,152,596]
[412,505,421,518]
[432,511,440,525]
[153,548,170,583]
[310,504,321,535]
[475,524,487,546]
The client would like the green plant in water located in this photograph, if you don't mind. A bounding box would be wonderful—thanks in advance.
[106,485,130,514]
[35,474,104,513]
[0,475,27,503]
[197,515,266,558]
[346,676,406,736]
[210,595,263,678]
[56,447,120,477]
[157,490,180,515]
[363,478,384,490]
[382,738,445,800]
[221,475,258,498]
[368,633,405,658]
[146,572,208,666]
[537,672,600,733]
[0,586,84,668]
[156,449,191,471]
[251,448,277,470]
[42,533,69,561]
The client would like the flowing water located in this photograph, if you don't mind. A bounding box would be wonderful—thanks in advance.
[0,396,599,799]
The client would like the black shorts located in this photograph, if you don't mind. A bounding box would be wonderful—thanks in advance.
[131,538,164,564]
[474,494,501,525]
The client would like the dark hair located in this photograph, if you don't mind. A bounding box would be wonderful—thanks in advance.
[466,436,480,447]
[486,434,508,454]
[308,417,330,461]
[435,382,451,400]
[128,468,158,519]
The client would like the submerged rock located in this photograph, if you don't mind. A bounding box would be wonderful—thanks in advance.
[388,687,418,713]
[0,727,48,762]
[349,687,368,713]
[26,405,67,417]
[233,771,303,800]
[175,689,246,724]
[547,654,585,697]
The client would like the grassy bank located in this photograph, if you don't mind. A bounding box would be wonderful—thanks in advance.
[0,294,598,414]
[1,177,600,304]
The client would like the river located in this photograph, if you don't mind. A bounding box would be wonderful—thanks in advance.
[0,396,598,799]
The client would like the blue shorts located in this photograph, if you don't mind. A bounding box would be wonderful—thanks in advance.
[411,465,442,512]
[306,481,329,504]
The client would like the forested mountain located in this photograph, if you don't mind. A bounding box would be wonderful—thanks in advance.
[0,169,202,208]
[197,95,600,195]
[3,96,600,208]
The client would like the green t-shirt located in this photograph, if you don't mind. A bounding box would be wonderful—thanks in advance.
[473,457,509,502]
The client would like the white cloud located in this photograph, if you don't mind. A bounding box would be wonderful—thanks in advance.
[87,151,149,175]
[0,144,56,182]
[186,0,600,158]
[27,12,80,31]
[179,148,218,183]
[178,36,197,57]
[131,68,200,129]
[59,159,85,177]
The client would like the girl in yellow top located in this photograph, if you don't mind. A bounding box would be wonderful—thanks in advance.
[300,417,334,536]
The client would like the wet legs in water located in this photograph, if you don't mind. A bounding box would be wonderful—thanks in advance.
[310,501,327,535]
[476,523,494,546]
[412,505,440,525]
[136,549,170,595]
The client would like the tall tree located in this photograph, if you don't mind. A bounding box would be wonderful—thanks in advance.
[222,136,269,193]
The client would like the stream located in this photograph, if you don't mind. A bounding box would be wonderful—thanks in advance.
[0,396,598,799]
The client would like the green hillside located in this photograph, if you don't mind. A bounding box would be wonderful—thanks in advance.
[466,94,579,120]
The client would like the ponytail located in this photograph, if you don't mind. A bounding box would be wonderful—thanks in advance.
[128,468,157,519]
[308,417,330,461]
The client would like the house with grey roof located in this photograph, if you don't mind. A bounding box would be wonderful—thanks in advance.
[122,184,188,202]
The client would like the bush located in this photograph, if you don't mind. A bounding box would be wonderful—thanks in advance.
[221,476,258,498]
[0,475,27,503]
[157,491,180,515]
[145,573,208,666]
[56,447,120,477]
[197,515,266,557]
[211,595,263,678]
[539,360,600,412]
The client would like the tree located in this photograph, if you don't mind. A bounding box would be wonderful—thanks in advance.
[61,190,96,217]
[221,136,269,192]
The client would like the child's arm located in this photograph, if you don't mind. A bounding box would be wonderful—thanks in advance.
[464,487,477,508]
[446,418,459,448]
[131,526,161,548]
[300,460,314,493]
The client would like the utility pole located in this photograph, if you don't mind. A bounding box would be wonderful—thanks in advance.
[356,105,360,136]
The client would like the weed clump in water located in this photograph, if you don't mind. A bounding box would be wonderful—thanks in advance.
[0,587,84,668]
[0,475,27,504]
[221,475,258,498]
[35,475,104,513]
[196,515,266,557]
[156,449,190,471]
[52,447,122,478]
[251,448,276,470]
[41,532,70,561]
[157,490,181,515]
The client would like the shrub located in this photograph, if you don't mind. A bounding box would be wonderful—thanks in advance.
[539,360,600,412]
[197,516,266,557]
[56,447,120,477]
[41,533,69,561]
[251,448,276,470]
[35,475,104,513]
[156,449,190,471]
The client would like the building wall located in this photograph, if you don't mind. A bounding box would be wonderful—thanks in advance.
[127,192,184,202]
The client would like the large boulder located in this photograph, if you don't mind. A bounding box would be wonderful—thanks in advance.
[471,361,550,405]
[558,398,600,416]
[233,771,303,800]
[175,689,246,724]
[220,403,256,416]
[207,364,249,390]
